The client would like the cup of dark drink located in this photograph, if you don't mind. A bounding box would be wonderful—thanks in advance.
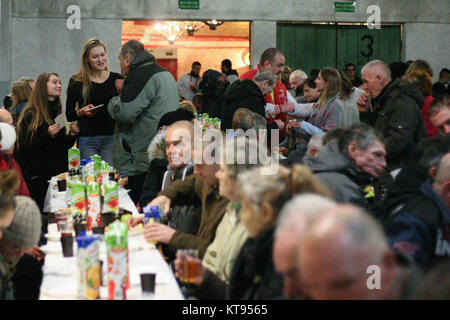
[55,211,68,232]
[92,226,105,235]
[61,234,74,257]
[57,179,67,192]
[59,219,74,257]
[101,212,115,228]
[140,273,156,293]
[109,172,116,181]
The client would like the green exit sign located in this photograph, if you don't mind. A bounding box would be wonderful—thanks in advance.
[179,0,200,10]
[334,1,355,12]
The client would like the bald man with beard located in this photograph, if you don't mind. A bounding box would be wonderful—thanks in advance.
[298,204,421,300]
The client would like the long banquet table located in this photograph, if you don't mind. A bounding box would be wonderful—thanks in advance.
[39,178,184,300]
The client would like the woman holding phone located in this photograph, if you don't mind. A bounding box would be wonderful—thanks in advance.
[15,73,79,211]
[66,38,122,165]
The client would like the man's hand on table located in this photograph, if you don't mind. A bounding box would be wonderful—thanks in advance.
[144,222,176,244]
[127,195,172,228]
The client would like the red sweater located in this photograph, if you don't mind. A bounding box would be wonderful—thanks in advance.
[240,65,288,123]
[421,96,438,138]
[0,153,31,197]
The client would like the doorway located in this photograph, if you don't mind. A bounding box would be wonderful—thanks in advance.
[122,21,250,81]
[277,23,402,74]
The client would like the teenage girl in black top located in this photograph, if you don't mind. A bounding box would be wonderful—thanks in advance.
[66,38,122,165]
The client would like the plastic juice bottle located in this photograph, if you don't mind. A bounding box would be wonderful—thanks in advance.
[105,222,129,300]
[76,233,101,300]
[143,206,162,245]
[68,147,81,176]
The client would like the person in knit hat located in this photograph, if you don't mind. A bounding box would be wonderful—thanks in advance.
[0,196,41,300]
[0,123,30,197]
[0,122,16,153]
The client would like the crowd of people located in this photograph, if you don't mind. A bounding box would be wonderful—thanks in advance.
[0,38,449,300]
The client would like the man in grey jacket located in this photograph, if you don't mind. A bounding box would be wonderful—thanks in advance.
[108,40,179,203]
[304,123,387,210]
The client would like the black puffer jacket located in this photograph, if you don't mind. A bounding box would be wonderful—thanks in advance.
[228,227,283,300]
[221,79,266,130]
[200,70,228,118]
[361,79,427,170]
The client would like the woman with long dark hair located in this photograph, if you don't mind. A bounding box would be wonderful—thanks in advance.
[66,38,122,165]
[15,73,79,210]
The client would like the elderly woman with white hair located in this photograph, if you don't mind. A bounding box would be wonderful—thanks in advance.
[176,162,332,300]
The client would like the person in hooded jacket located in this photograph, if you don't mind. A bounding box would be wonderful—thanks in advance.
[304,123,387,210]
[357,60,427,171]
[139,109,195,208]
[221,70,278,132]
[107,40,178,204]
[372,135,450,226]
[200,70,228,118]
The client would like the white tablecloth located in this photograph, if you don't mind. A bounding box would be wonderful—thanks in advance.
[39,233,184,300]
[43,177,140,216]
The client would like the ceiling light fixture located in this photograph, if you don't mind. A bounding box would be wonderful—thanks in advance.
[203,19,224,30]
[184,21,203,36]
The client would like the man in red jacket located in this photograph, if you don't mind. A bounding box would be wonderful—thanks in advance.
[240,48,295,134]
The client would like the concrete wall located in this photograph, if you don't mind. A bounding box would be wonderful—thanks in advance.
[0,0,12,97]
[251,21,276,67]
[11,0,450,23]
[10,18,122,105]
[2,0,449,97]
[404,23,450,82]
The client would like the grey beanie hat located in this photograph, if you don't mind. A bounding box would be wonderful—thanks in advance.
[3,196,41,248]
